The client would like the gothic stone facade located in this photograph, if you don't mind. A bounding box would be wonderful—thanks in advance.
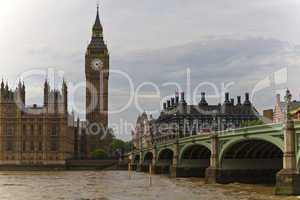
[132,92,260,150]
[0,81,75,166]
[132,112,155,150]
[273,94,300,123]
[84,6,110,155]
[0,7,110,165]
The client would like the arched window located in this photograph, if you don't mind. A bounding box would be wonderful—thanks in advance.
[38,125,42,136]
[51,126,58,136]
[38,141,42,151]
[6,141,13,151]
[31,124,34,136]
[6,125,14,136]
[22,124,26,135]
[30,141,34,151]
[50,141,57,151]
[22,141,26,152]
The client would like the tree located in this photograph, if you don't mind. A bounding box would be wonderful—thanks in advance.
[124,141,133,152]
[110,139,132,152]
[94,128,115,156]
[91,148,108,159]
[111,139,125,151]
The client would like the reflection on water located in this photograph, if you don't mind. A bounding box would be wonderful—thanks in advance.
[0,171,298,200]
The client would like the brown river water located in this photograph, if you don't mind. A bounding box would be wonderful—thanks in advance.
[0,170,298,200]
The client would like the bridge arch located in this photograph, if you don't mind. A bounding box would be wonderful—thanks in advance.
[178,142,211,161]
[219,135,283,163]
[143,152,153,165]
[179,143,211,162]
[220,138,283,184]
[155,148,174,174]
[133,154,140,164]
[177,143,211,177]
[157,148,174,162]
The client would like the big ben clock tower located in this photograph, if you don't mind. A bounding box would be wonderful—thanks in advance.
[85,5,109,134]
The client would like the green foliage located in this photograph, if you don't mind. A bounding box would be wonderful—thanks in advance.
[240,119,264,127]
[111,139,125,151]
[110,139,133,153]
[87,127,134,157]
[98,128,115,154]
[124,141,133,152]
[91,148,108,159]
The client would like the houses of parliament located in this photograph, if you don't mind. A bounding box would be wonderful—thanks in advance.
[0,7,109,166]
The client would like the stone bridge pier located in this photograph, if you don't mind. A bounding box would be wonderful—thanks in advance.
[205,133,221,183]
[204,95,300,195]
[275,114,300,195]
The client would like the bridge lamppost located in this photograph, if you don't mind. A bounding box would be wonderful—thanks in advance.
[275,89,300,195]
[212,110,218,132]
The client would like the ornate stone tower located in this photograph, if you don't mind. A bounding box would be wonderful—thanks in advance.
[85,6,109,132]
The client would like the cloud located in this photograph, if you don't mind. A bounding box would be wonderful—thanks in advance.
[1,0,300,141]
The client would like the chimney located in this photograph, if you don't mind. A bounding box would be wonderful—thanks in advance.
[167,100,171,108]
[245,93,249,101]
[237,96,241,105]
[224,92,230,104]
[199,92,208,106]
[163,102,167,110]
[201,92,205,100]
[171,97,175,106]
[244,92,251,105]
[175,95,179,105]
[276,94,281,104]
[231,98,234,105]
[181,92,185,102]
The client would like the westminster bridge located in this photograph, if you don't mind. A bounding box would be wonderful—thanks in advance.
[129,119,300,195]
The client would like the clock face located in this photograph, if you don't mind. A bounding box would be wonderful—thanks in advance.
[91,58,103,71]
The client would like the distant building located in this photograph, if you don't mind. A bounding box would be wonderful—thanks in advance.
[157,92,259,136]
[132,91,260,150]
[273,94,300,123]
[0,6,111,165]
[85,5,110,152]
[0,80,75,165]
[263,109,273,122]
[132,113,155,150]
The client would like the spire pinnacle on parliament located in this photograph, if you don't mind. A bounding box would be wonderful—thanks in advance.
[93,4,103,34]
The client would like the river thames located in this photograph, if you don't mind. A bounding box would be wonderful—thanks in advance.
[0,170,298,200]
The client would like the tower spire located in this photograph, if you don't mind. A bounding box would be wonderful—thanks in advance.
[93,3,103,36]
[88,4,107,50]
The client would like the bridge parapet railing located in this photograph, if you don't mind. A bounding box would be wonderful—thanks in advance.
[153,134,178,145]
[151,121,298,145]
[215,122,283,136]
[153,131,213,145]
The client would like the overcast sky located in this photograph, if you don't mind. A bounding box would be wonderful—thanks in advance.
[1,0,300,140]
